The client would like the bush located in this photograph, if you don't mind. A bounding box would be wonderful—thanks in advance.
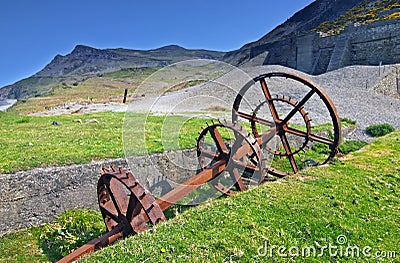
[311,142,331,155]
[339,140,368,154]
[340,117,356,126]
[366,123,395,137]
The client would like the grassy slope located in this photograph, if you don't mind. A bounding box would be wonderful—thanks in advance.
[10,67,159,115]
[0,111,219,174]
[0,112,124,173]
[81,129,400,262]
[0,129,398,262]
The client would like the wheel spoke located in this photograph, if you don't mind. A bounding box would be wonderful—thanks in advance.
[125,194,140,221]
[209,126,229,154]
[235,111,253,121]
[104,179,124,216]
[232,159,259,172]
[198,149,219,160]
[231,168,246,191]
[285,126,334,146]
[99,203,119,223]
[282,89,316,125]
[308,133,335,146]
[232,142,251,161]
[260,78,280,122]
[280,133,298,173]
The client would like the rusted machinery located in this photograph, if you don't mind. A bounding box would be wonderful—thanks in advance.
[58,72,340,262]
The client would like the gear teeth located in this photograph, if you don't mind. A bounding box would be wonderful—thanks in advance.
[119,166,123,174]
[111,164,117,172]
[206,122,209,127]
[217,118,221,124]
[102,167,110,173]
[211,120,215,125]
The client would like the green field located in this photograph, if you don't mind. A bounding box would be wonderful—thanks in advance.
[0,128,398,262]
[0,111,221,174]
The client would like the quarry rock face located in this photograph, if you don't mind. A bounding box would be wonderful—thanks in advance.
[246,18,400,75]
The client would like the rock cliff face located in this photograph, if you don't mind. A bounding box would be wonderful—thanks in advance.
[223,0,365,65]
[245,18,400,75]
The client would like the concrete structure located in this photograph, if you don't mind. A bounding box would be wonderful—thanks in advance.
[249,18,400,75]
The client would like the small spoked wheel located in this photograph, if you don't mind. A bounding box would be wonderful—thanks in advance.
[196,121,265,195]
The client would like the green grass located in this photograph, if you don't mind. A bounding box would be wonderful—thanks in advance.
[1,129,398,262]
[9,67,160,115]
[0,111,218,174]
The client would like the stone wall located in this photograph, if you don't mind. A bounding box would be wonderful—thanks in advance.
[250,18,400,74]
[0,150,197,234]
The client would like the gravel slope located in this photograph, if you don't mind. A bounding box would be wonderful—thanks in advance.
[31,64,400,142]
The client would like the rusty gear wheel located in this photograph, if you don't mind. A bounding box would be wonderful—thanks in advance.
[196,120,266,195]
[97,165,166,235]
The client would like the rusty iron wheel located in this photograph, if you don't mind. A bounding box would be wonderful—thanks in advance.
[196,120,266,195]
[251,96,311,156]
[97,165,166,235]
[232,72,341,177]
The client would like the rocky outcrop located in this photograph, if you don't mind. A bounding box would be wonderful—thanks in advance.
[235,18,400,75]
[224,0,364,64]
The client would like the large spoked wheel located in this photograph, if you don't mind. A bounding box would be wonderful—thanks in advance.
[97,166,166,236]
[196,121,265,195]
[232,72,341,176]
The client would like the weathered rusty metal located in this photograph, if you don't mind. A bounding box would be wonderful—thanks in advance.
[58,121,265,262]
[58,72,341,262]
[232,72,341,176]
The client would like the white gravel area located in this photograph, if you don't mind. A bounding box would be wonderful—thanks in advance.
[31,64,400,142]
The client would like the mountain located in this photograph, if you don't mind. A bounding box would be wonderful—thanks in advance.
[224,0,400,70]
[223,0,365,64]
[36,44,224,78]
[2,0,400,100]
[0,45,225,99]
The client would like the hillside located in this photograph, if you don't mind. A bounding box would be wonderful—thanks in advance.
[224,0,400,70]
[223,0,365,64]
[2,0,400,101]
[0,45,225,100]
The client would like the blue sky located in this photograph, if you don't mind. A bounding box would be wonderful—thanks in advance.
[0,0,314,88]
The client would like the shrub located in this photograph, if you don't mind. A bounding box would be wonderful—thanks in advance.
[340,117,356,126]
[311,142,331,155]
[366,123,395,137]
[339,140,368,154]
